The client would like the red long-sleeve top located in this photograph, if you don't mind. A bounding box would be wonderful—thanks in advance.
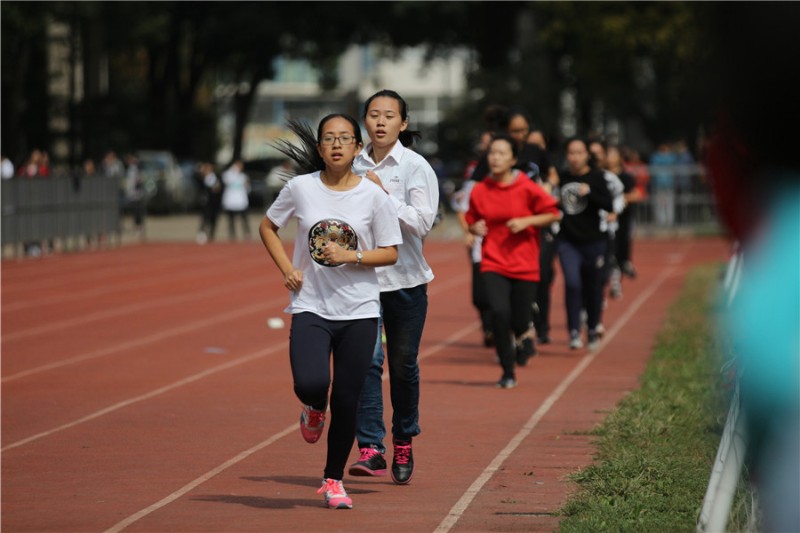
[465,171,559,281]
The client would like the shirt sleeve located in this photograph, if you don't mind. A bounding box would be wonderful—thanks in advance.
[389,158,439,239]
[373,193,403,248]
[266,179,295,228]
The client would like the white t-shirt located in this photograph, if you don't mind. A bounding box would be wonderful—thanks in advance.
[222,167,250,211]
[267,171,402,320]
[354,141,438,291]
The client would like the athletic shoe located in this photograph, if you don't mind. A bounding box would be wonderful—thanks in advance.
[496,376,517,389]
[610,268,623,299]
[536,334,551,345]
[515,337,536,367]
[569,330,584,350]
[348,445,387,477]
[587,331,601,352]
[594,323,605,338]
[299,405,325,444]
[622,261,637,279]
[317,478,352,509]
[391,438,414,484]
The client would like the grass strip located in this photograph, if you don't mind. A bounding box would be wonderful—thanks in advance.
[558,264,754,532]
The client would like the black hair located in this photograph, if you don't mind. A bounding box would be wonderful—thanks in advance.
[489,133,520,159]
[271,114,362,175]
[564,136,598,170]
[363,89,422,147]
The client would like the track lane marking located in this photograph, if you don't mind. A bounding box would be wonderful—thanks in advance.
[434,249,688,532]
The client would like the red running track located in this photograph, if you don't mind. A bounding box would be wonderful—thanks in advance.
[1,236,729,532]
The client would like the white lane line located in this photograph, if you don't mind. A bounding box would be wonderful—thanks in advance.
[4,270,470,451]
[2,298,285,383]
[434,262,680,533]
[1,342,288,452]
[102,314,480,532]
[3,277,268,342]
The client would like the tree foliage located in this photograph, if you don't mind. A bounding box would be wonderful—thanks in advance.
[1,1,730,168]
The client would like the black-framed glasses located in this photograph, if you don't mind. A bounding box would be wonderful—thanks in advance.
[320,135,356,146]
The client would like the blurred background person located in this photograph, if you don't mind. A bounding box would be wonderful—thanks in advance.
[221,159,251,241]
[196,162,222,244]
[452,130,494,348]
[1,154,14,179]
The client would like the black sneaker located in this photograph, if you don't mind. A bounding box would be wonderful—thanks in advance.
[622,261,637,279]
[536,334,551,345]
[391,438,414,485]
[496,376,518,389]
[348,445,387,477]
[515,337,536,366]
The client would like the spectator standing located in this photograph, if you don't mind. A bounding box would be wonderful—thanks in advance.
[261,114,401,509]
[196,162,222,244]
[650,142,677,227]
[465,134,560,388]
[123,154,146,237]
[1,154,14,179]
[221,160,251,240]
[348,89,439,486]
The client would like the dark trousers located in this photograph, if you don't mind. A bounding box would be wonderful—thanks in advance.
[356,285,428,451]
[534,228,556,339]
[557,238,608,335]
[226,209,250,240]
[483,272,538,380]
[471,260,492,333]
[289,312,378,480]
[615,210,633,265]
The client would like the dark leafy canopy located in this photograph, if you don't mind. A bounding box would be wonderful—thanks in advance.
[1,1,772,167]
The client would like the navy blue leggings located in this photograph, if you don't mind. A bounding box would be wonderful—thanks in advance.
[289,312,378,480]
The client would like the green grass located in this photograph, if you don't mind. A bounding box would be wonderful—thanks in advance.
[557,265,755,532]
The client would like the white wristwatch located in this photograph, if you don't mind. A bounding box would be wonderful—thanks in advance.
[356,251,363,265]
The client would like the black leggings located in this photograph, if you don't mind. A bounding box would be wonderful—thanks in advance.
[289,312,378,480]
[482,272,538,380]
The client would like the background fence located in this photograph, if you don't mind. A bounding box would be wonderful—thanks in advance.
[1,177,122,257]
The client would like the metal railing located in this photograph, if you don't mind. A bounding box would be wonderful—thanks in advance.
[1,176,123,257]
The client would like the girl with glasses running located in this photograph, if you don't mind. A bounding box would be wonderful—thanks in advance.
[259,113,402,509]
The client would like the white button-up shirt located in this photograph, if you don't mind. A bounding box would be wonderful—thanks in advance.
[354,141,438,291]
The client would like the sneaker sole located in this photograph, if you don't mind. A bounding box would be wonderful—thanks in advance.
[348,465,387,477]
[391,471,413,485]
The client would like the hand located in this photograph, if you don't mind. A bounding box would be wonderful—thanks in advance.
[283,269,303,292]
[464,233,475,248]
[365,170,387,192]
[322,241,349,266]
[506,218,528,234]
[579,183,591,196]
[470,219,488,236]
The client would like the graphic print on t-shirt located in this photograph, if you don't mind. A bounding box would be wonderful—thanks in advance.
[308,219,359,267]
[561,182,588,215]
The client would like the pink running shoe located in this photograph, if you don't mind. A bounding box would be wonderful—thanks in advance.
[317,478,352,509]
[299,405,325,444]
[348,446,387,476]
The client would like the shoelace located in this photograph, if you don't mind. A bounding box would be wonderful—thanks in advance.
[394,444,411,465]
[358,447,379,461]
[317,478,346,497]
[305,409,324,428]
